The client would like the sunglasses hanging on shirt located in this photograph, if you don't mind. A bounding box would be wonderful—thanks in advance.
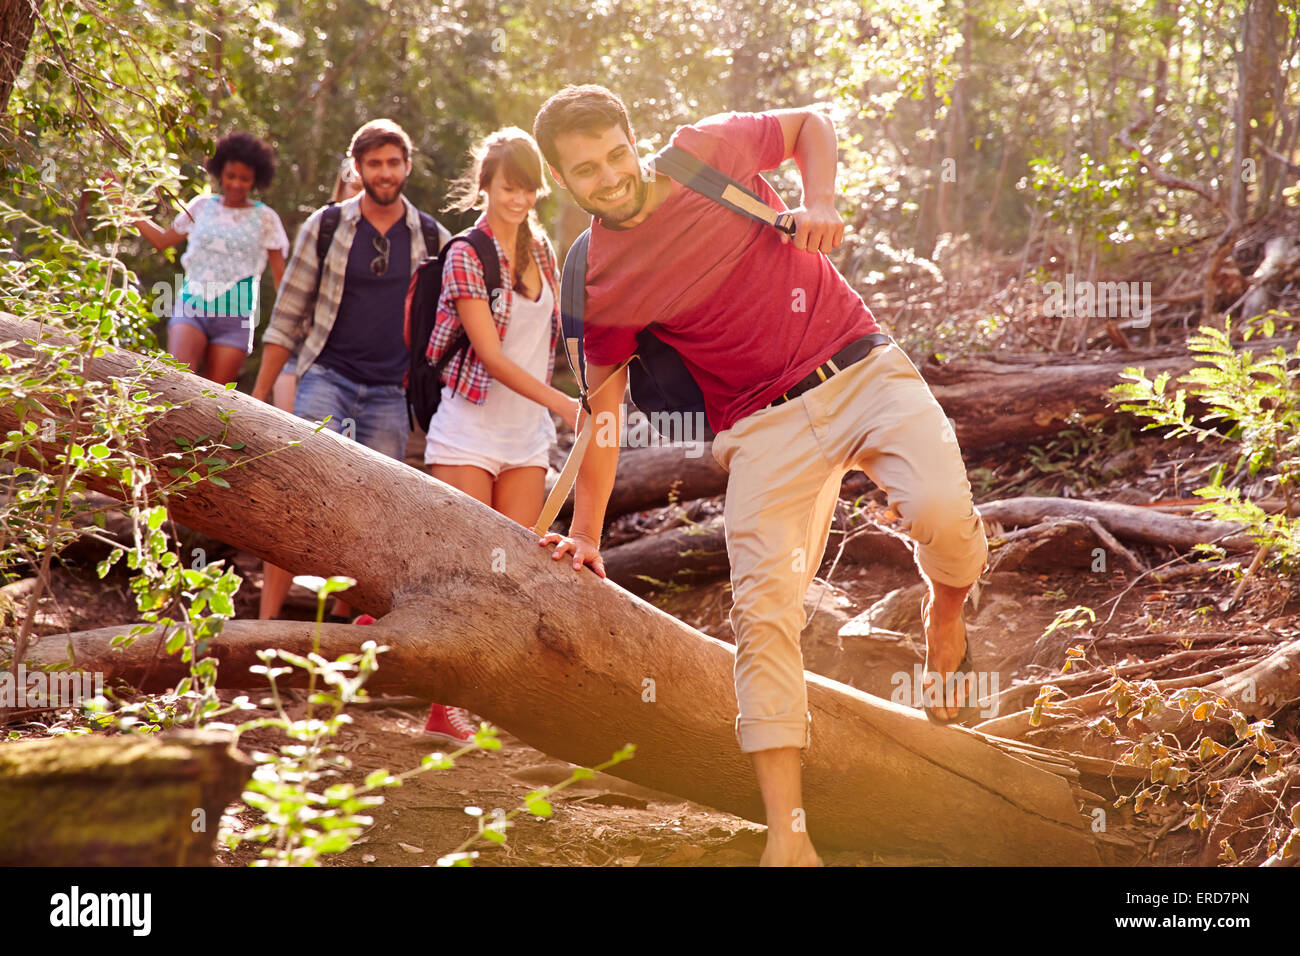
[370,234,390,276]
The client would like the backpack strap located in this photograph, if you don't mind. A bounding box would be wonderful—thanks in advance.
[560,227,592,411]
[310,202,343,309]
[315,202,342,263]
[418,210,451,256]
[435,227,504,391]
[463,228,502,305]
[534,226,640,535]
[649,145,797,235]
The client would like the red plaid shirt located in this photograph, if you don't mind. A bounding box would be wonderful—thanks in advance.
[427,215,561,405]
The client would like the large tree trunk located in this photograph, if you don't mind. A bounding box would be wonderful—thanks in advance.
[0,0,39,117]
[1,313,1101,864]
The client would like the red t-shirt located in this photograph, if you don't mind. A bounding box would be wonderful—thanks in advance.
[583,111,880,433]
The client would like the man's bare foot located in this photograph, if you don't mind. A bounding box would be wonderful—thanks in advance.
[751,747,821,865]
[921,581,972,722]
[760,831,823,867]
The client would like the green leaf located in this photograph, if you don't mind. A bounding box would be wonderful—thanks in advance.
[364,769,397,788]
[525,793,553,818]
[319,576,355,597]
[312,832,354,854]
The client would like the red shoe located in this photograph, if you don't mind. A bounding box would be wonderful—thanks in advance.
[353,614,376,625]
[423,704,477,745]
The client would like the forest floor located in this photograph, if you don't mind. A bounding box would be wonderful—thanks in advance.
[5,395,1300,866]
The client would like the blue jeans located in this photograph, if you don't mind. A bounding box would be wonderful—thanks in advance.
[294,363,409,461]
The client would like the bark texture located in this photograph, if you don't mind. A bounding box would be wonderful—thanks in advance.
[0,730,250,865]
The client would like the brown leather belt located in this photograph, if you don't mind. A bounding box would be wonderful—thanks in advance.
[766,332,893,409]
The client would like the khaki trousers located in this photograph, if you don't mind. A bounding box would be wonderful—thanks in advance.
[710,343,988,752]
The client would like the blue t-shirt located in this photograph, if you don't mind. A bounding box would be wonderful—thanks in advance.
[315,216,412,386]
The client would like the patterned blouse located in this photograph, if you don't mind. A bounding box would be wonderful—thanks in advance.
[427,214,561,405]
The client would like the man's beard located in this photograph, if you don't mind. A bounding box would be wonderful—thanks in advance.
[576,172,648,227]
[362,174,406,206]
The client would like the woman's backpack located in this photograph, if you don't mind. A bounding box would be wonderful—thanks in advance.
[403,228,502,432]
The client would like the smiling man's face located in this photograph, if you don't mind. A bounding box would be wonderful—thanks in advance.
[355,142,411,206]
[549,125,648,226]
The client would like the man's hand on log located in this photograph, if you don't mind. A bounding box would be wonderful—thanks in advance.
[539,531,606,578]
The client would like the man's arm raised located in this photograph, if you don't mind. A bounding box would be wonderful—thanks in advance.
[764,107,844,255]
[538,359,628,577]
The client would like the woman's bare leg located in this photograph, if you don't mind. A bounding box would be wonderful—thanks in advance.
[203,343,247,385]
[430,463,496,507]
[167,323,208,374]
[492,466,547,527]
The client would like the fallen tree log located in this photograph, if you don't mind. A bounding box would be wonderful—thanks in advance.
[923,350,1188,449]
[548,442,729,528]
[602,514,731,595]
[988,516,1146,573]
[979,496,1256,553]
[1,313,1100,864]
[602,514,920,595]
[922,335,1300,449]
[0,730,250,865]
[30,615,1102,865]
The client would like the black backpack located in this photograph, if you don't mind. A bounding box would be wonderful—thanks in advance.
[402,228,503,432]
[561,145,796,443]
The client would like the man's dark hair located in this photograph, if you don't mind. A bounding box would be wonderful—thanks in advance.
[350,119,413,164]
[533,85,634,173]
[206,132,276,190]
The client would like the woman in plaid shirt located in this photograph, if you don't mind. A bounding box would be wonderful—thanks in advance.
[421,128,580,743]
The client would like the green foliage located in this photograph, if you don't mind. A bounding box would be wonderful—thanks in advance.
[1025,153,1135,255]
[1111,322,1300,571]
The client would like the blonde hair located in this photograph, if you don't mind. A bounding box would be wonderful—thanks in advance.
[330,156,363,203]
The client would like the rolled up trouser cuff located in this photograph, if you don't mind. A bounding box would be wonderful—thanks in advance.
[914,506,989,590]
[736,712,812,753]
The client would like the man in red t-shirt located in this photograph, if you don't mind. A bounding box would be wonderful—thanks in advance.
[533,85,987,866]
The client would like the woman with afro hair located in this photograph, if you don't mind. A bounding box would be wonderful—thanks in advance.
[127,131,289,383]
